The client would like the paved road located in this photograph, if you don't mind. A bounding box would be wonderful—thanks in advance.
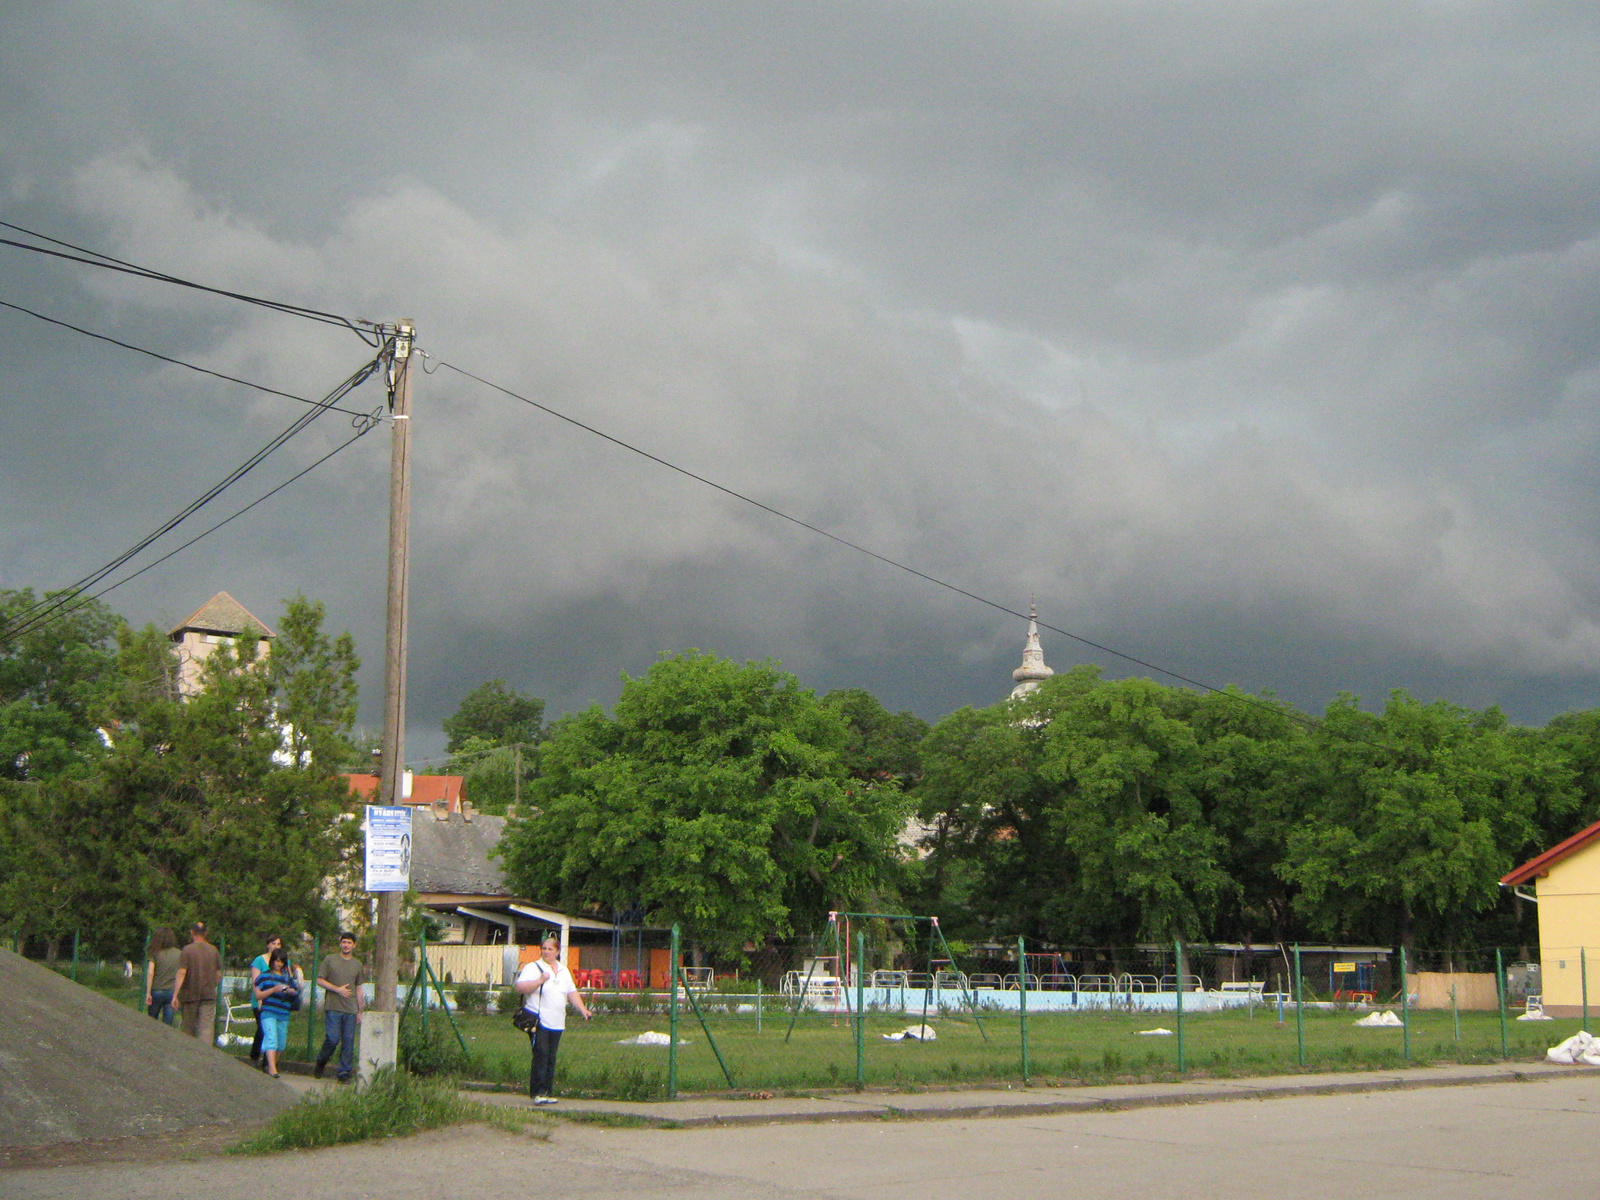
[6,1073,1596,1199]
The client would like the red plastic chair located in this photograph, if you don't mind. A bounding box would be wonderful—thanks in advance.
[619,970,641,990]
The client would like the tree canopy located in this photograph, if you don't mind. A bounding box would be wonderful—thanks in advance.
[0,594,362,953]
[0,589,120,781]
[443,679,547,814]
[443,679,544,753]
[497,652,910,954]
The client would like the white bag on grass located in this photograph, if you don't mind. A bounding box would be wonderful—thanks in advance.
[1546,1030,1594,1064]
[1354,1010,1403,1027]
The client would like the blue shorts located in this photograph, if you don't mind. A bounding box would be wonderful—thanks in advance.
[260,1011,290,1053]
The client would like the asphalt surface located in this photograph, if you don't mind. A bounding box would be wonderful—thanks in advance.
[5,1068,1598,1199]
[447,1058,1583,1125]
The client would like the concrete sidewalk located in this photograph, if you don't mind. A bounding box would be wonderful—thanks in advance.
[281,1058,1584,1127]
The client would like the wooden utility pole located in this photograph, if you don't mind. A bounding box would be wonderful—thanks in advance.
[372,320,414,1019]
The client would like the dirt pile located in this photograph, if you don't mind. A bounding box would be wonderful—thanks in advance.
[0,948,295,1149]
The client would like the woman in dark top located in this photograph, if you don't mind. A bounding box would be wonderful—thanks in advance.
[144,927,181,1024]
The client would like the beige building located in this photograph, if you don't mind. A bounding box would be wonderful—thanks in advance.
[1502,819,1600,1017]
[168,591,275,697]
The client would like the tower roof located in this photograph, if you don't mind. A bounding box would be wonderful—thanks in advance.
[168,591,276,641]
[1008,600,1054,700]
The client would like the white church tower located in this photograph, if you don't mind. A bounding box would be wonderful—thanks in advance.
[1008,600,1054,700]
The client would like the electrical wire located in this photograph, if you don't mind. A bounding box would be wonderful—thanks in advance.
[6,421,381,645]
[0,296,373,419]
[0,219,380,345]
[432,358,1315,729]
[0,352,385,647]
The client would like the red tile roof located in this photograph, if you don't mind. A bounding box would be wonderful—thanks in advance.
[343,773,464,809]
[1501,818,1600,886]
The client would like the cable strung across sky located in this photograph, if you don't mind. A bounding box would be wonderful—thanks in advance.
[0,354,386,649]
[0,297,374,420]
[0,219,380,344]
[0,218,1298,726]
[433,357,1313,728]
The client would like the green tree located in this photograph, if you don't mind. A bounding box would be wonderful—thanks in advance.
[1189,687,1310,945]
[821,688,929,785]
[443,679,545,813]
[443,679,544,753]
[0,597,362,954]
[919,669,1240,946]
[1280,692,1576,948]
[0,589,121,781]
[497,652,909,955]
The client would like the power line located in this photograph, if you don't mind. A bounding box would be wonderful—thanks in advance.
[0,353,385,647]
[4,421,381,646]
[0,296,374,419]
[433,358,1307,726]
[0,219,381,344]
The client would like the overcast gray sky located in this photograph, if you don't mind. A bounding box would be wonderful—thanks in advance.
[4,2,1599,762]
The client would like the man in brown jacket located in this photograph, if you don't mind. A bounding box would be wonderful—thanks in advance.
[171,921,223,1040]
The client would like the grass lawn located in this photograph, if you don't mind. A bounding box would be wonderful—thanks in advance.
[400,1003,1579,1099]
[80,966,1578,1101]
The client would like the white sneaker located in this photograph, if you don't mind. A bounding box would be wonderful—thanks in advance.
[533,1095,558,1106]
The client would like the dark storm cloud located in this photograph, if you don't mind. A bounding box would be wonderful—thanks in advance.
[4,2,1600,759]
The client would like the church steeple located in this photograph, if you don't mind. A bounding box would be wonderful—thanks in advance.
[1009,599,1054,700]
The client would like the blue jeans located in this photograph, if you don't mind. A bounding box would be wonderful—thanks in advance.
[318,1010,359,1079]
[147,989,175,1024]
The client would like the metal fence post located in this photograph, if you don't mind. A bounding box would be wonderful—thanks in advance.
[215,934,227,1045]
[756,978,762,1035]
[1584,948,1590,1032]
[1293,943,1305,1068]
[855,930,865,1091]
[71,929,80,983]
[1400,946,1410,1063]
[1175,939,1185,1074]
[307,933,320,1061]
[1018,935,1030,1086]
[668,924,680,1100]
[420,925,429,1037]
[1495,948,1508,1060]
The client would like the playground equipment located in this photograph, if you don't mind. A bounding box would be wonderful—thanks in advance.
[782,911,990,1047]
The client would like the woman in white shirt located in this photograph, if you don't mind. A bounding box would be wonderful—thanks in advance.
[514,933,593,1104]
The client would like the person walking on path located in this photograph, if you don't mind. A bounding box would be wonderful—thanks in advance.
[248,935,283,1064]
[144,926,182,1025]
[172,921,223,1040]
[252,946,299,1078]
[515,933,592,1105]
[314,932,364,1082]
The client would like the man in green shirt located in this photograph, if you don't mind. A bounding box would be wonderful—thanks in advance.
[314,931,365,1082]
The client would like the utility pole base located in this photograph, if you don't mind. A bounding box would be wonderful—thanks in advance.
[357,1010,400,1088]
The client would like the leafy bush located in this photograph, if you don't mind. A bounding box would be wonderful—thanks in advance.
[453,983,491,1016]
[399,1018,475,1077]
